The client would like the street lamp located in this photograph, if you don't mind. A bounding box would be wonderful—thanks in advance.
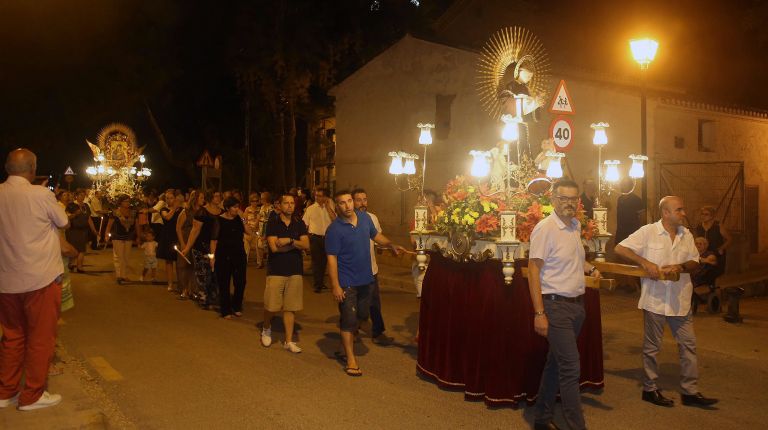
[630,37,658,220]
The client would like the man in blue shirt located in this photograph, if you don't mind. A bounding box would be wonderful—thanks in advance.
[325,190,404,377]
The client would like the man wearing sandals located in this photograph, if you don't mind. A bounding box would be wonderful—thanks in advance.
[325,190,404,376]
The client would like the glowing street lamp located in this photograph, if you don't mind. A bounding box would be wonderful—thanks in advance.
[630,37,658,219]
[629,38,659,70]
[388,152,404,175]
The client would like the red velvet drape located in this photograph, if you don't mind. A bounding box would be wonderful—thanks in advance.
[417,252,604,406]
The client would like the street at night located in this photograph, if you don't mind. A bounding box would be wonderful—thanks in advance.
[0,249,765,429]
[3,1,768,429]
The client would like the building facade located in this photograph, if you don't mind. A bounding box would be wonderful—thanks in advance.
[330,35,767,254]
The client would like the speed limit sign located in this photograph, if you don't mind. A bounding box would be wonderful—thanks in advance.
[549,116,574,152]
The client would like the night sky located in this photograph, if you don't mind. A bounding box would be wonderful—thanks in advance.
[1,0,766,191]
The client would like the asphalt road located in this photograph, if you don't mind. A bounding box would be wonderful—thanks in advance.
[12,248,768,429]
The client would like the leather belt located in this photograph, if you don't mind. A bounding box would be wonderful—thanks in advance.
[543,294,583,303]
[310,234,325,238]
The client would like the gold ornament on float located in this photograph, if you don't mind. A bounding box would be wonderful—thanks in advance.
[477,27,552,120]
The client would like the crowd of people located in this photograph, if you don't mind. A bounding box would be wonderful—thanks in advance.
[0,147,734,419]
[55,180,407,371]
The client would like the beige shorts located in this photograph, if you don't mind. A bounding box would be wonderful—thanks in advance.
[264,275,304,312]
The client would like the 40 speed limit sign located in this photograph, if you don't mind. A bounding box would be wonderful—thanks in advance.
[549,116,574,152]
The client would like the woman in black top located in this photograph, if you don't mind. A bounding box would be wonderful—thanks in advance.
[158,194,184,291]
[181,191,223,308]
[210,197,253,318]
[105,195,140,284]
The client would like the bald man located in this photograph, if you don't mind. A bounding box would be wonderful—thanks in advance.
[615,196,718,408]
[0,149,69,410]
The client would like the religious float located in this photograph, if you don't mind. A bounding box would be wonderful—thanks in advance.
[387,28,657,406]
[84,123,152,202]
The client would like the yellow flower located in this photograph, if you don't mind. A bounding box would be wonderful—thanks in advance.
[467,186,475,193]
[482,201,491,213]
[470,210,479,218]
[451,214,460,223]
[463,214,475,225]
[490,202,498,209]
[542,204,554,215]
[453,207,461,214]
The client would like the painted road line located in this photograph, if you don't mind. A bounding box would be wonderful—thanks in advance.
[87,356,124,381]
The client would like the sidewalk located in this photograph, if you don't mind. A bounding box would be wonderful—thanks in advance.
[0,340,113,430]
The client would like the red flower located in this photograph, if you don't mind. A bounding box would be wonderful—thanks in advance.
[475,214,499,234]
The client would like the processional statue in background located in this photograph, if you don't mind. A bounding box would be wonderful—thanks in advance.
[85,123,152,203]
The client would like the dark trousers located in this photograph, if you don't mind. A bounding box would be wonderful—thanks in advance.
[310,235,327,290]
[215,253,247,317]
[192,249,218,306]
[536,299,586,430]
[370,275,385,336]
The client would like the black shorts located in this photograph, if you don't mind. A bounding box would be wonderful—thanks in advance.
[338,284,372,332]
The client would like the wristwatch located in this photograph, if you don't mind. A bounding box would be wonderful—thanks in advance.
[587,266,597,276]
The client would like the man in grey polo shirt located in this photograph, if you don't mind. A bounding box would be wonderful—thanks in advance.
[528,179,601,430]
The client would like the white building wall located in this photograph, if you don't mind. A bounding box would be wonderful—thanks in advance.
[333,36,768,250]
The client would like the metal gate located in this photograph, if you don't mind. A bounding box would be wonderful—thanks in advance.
[658,162,745,233]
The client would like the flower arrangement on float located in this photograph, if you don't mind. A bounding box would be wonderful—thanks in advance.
[434,175,598,243]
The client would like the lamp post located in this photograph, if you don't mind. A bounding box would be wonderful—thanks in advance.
[630,38,658,219]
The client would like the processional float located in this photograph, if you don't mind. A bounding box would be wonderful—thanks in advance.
[386,27,673,284]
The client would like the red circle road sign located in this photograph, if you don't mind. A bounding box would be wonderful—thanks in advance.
[549,116,574,152]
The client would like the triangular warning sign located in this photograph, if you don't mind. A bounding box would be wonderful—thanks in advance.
[548,80,575,115]
[196,150,214,167]
[64,166,75,175]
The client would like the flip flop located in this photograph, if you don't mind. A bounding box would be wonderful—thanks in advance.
[344,367,362,377]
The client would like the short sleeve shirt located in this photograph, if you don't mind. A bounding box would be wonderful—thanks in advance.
[618,220,700,316]
[325,210,378,288]
[529,214,586,297]
[265,215,309,276]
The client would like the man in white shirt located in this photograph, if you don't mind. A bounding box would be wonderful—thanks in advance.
[352,188,393,345]
[528,179,601,430]
[0,149,69,410]
[616,196,718,408]
[302,188,336,293]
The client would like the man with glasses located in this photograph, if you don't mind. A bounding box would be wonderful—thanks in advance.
[615,196,718,408]
[528,179,601,430]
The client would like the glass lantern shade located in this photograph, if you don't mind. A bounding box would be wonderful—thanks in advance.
[469,151,490,177]
[630,38,659,69]
[389,156,404,175]
[546,157,563,178]
[418,128,433,145]
[501,120,519,143]
[403,158,417,175]
[604,160,621,182]
[628,154,648,179]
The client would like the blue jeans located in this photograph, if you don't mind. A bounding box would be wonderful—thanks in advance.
[535,299,586,430]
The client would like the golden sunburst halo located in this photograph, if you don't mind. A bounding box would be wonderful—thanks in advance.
[477,27,552,120]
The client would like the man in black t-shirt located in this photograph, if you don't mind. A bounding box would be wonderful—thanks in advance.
[261,194,310,353]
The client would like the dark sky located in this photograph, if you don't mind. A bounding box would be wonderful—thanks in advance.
[1,0,766,189]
